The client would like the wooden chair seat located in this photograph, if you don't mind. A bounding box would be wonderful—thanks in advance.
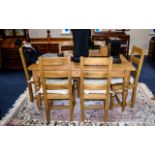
[94,41,106,47]
[37,78,74,95]
[39,53,58,58]
[46,79,70,84]
[84,79,108,94]
[63,50,73,57]
[84,79,107,85]
[38,87,69,95]
[111,76,134,85]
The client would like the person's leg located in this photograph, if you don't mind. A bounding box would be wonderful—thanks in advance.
[79,29,90,57]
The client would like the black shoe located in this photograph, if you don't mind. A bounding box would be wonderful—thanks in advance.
[57,53,64,57]
[71,56,80,63]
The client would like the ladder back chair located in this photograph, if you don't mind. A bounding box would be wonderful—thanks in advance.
[80,57,113,122]
[39,57,74,124]
[110,45,144,109]
[19,46,42,110]
[58,41,73,57]
[89,41,108,57]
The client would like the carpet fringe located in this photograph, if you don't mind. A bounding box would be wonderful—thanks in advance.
[139,82,155,104]
[0,89,28,126]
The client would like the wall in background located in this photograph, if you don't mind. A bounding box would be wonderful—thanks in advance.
[29,29,70,38]
[29,29,152,53]
[127,29,152,51]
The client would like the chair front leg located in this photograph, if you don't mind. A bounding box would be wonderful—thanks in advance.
[104,100,108,122]
[80,97,84,122]
[131,86,137,108]
[28,83,34,102]
[45,99,50,125]
[36,94,42,111]
[109,93,114,110]
[69,97,74,121]
[122,70,130,111]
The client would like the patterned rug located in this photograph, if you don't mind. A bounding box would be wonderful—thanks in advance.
[0,83,155,126]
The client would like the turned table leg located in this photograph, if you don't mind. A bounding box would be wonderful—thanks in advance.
[122,70,130,111]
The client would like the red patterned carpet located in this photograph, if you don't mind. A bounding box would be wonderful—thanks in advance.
[0,83,155,126]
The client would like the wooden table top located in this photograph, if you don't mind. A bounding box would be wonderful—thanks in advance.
[28,55,135,72]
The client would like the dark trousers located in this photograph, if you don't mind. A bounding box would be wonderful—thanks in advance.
[71,29,91,57]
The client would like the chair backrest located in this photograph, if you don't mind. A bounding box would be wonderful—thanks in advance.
[39,57,72,99]
[58,41,73,56]
[130,45,144,83]
[19,46,31,81]
[94,41,106,47]
[80,57,113,98]
[99,46,108,56]
[90,41,108,57]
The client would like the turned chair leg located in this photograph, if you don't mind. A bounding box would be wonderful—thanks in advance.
[45,100,50,125]
[36,94,42,111]
[109,94,114,110]
[131,87,137,108]
[69,98,74,121]
[80,98,84,122]
[28,83,34,102]
[104,101,108,122]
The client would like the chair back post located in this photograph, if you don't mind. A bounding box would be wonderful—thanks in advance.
[106,57,113,100]
[58,41,73,55]
[19,46,34,102]
[38,57,48,101]
[67,56,72,96]
[130,45,144,84]
[19,46,31,81]
[80,57,84,98]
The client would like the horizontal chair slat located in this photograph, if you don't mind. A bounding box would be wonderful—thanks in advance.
[42,66,70,71]
[83,72,109,78]
[131,56,140,64]
[46,83,69,89]
[84,57,110,66]
[50,105,71,110]
[84,84,107,90]
[47,94,69,99]
[132,46,143,55]
[42,57,68,65]
[84,94,106,100]
[112,83,134,90]
[85,105,104,110]
[44,71,68,78]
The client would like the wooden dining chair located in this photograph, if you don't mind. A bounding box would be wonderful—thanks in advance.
[80,57,113,122]
[89,41,108,57]
[110,45,144,109]
[58,41,73,57]
[38,57,74,124]
[19,46,42,110]
[58,41,81,96]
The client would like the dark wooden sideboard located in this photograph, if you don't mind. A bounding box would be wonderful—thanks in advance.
[0,31,130,70]
[0,39,23,70]
[30,38,73,53]
[148,37,155,61]
[0,37,73,70]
